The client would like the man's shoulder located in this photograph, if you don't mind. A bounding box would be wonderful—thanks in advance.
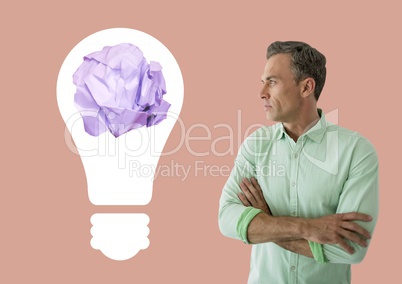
[326,123,377,154]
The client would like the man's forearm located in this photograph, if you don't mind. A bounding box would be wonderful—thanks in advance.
[275,240,313,258]
[247,211,372,257]
[249,213,313,257]
[247,212,306,243]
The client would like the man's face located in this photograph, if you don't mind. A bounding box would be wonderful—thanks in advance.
[260,53,303,123]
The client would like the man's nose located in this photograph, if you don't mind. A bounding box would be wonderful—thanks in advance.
[259,84,270,99]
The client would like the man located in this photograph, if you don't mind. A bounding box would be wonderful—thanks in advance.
[218,41,378,284]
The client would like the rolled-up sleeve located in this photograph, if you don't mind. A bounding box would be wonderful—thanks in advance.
[312,138,379,264]
[218,135,262,243]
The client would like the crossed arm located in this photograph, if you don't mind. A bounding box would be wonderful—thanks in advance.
[237,177,372,259]
[219,133,379,264]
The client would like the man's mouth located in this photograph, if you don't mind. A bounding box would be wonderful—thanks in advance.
[264,104,272,111]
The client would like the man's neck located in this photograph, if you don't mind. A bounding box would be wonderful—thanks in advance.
[283,109,320,142]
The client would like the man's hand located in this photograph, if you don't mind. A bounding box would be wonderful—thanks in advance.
[238,177,271,215]
[304,213,372,254]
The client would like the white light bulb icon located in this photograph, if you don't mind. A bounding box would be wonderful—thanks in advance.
[56,28,184,261]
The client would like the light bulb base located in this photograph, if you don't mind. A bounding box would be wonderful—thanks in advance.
[90,213,150,261]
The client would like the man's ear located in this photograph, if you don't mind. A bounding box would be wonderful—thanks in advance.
[300,78,315,99]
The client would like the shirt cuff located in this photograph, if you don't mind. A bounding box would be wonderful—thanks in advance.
[308,241,328,264]
[236,207,263,244]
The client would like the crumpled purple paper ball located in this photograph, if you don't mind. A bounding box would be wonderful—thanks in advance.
[73,43,170,137]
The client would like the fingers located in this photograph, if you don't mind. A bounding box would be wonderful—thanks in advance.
[242,178,261,199]
[339,228,368,248]
[250,177,264,200]
[239,179,257,205]
[337,238,355,254]
[341,221,371,239]
[243,177,265,200]
[308,213,373,254]
[337,212,373,241]
[239,177,272,215]
[238,193,251,206]
[338,212,372,222]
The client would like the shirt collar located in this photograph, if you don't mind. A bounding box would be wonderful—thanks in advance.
[275,109,328,143]
[304,109,328,143]
[276,123,286,141]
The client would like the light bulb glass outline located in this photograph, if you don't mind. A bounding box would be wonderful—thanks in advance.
[57,28,184,206]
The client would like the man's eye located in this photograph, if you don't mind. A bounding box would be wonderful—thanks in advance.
[262,80,276,85]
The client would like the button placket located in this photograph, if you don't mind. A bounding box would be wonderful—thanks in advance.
[289,140,301,218]
[288,253,298,284]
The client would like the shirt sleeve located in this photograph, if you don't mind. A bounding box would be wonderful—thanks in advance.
[218,133,263,244]
[312,137,379,264]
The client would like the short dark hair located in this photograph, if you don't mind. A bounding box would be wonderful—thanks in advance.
[267,41,326,100]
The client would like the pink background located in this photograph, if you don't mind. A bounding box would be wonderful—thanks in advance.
[2,1,399,283]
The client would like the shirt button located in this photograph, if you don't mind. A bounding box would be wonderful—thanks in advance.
[294,153,298,158]
[291,266,296,271]
[291,181,296,187]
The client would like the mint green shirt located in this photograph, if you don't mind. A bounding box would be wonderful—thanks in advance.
[218,110,379,284]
